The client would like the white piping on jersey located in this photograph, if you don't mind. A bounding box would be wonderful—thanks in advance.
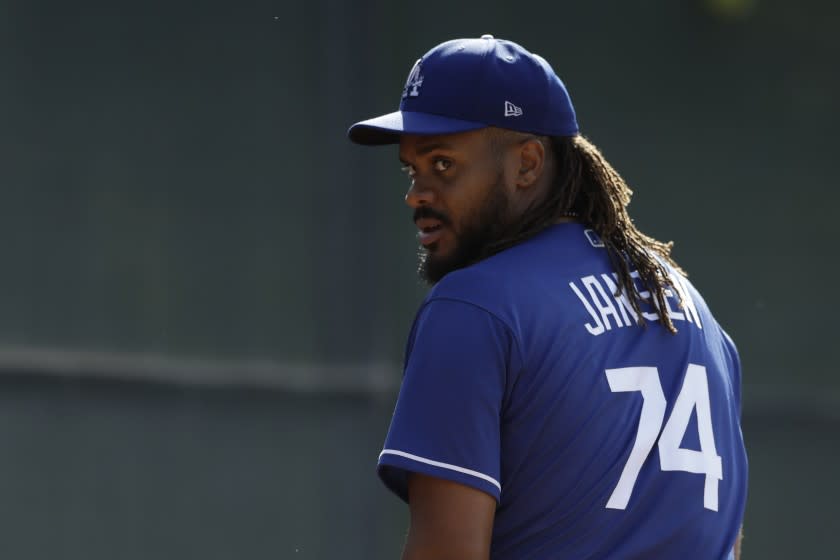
[379,449,501,492]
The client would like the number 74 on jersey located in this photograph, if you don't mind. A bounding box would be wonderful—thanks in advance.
[605,364,723,511]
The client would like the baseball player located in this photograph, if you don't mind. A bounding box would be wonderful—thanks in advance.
[348,35,747,560]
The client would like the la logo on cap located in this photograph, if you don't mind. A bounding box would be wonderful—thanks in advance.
[402,59,424,99]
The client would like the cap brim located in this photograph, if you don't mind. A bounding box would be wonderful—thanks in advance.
[347,110,487,145]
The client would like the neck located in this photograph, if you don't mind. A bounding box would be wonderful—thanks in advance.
[554,210,579,224]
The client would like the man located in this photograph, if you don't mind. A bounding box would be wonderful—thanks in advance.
[348,35,747,560]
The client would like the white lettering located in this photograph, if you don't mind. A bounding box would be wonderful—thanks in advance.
[572,269,703,335]
[570,281,605,336]
[663,289,685,322]
[668,272,702,329]
[601,273,639,326]
[583,275,624,330]
[629,271,660,321]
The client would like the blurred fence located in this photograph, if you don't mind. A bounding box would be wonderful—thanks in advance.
[0,0,838,558]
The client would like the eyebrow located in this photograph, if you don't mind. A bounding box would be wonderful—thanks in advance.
[399,142,457,164]
[416,142,455,155]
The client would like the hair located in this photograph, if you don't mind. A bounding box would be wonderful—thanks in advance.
[487,131,686,334]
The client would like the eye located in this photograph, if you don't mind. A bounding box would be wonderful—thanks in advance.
[400,164,416,179]
[433,158,451,172]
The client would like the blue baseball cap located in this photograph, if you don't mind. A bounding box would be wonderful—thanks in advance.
[348,35,579,145]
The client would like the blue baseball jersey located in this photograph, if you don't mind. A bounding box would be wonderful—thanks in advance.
[378,222,747,559]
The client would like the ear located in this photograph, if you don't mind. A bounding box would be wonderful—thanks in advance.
[514,138,546,190]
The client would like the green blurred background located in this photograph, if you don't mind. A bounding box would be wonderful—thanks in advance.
[0,0,837,557]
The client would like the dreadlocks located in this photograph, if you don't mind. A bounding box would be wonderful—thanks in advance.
[487,132,686,334]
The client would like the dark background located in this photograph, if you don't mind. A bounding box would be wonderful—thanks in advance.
[0,0,837,557]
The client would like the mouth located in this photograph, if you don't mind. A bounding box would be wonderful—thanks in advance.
[415,217,445,247]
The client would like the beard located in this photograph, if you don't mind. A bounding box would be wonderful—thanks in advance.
[417,172,513,285]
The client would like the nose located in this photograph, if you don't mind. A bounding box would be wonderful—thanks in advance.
[404,180,436,208]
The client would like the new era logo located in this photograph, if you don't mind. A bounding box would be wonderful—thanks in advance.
[504,101,523,117]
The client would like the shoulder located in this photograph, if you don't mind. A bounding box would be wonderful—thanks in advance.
[423,256,519,323]
[431,223,569,285]
[406,257,525,364]
[426,222,597,308]
[417,265,515,344]
[404,278,524,382]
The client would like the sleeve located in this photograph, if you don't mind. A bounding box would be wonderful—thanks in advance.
[377,298,515,504]
[720,327,742,417]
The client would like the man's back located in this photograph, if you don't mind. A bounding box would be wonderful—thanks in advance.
[378,222,747,559]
